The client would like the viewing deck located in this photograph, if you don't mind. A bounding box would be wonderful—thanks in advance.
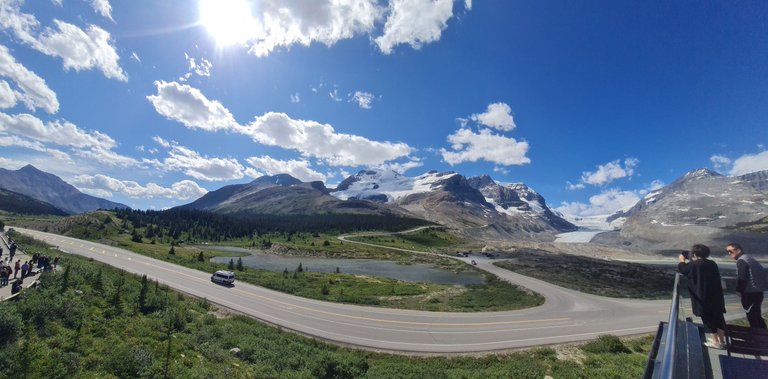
[644,273,767,379]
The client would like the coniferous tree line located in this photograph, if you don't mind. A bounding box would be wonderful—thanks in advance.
[114,208,431,242]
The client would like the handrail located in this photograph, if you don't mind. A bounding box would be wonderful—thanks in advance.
[656,272,682,379]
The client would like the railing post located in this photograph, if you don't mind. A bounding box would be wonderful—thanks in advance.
[655,273,682,379]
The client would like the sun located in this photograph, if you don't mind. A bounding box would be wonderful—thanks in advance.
[198,0,255,46]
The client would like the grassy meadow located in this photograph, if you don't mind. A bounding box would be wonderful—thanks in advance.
[0,235,654,378]
[6,216,542,312]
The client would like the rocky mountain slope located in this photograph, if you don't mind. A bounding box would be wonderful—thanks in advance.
[0,187,68,216]
[332,169,575,240]
[598,168,768,252]
[177,173,406,216]
[0,165,128,215]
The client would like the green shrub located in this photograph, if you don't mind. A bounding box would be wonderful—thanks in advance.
[582,335,631,354]
[0,303,23,344]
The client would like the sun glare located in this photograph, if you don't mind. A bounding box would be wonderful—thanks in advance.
[199,0,255,46]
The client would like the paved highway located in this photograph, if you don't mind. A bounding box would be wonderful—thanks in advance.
[13,227,742,354]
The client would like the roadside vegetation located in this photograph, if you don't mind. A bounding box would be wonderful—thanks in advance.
[494,249,677,299]
[7,214,542,312]
[0,237,654,378]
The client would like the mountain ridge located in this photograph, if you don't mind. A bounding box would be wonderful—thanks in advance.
[0,165,129,215]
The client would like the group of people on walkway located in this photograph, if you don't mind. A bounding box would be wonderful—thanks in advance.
[677,242,768,350]
[0,234,60,296]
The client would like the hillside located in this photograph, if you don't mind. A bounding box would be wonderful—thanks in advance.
[0,188,67,216]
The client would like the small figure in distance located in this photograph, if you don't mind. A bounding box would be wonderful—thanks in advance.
[726,242,767,329]
[471,260,477,265]
[678,244,727,349]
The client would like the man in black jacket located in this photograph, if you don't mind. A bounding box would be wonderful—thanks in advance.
[727,242,767,329]
[679,244,727,348]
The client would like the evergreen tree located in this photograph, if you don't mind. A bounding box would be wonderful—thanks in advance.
[236,257,244,271]
[296,263,303,273]
[93,269,103,292]
[197,251,205,262]
[111,274,125,314]
[228,259,234,270]
[60,265,70,293]
[131,229,142,243]
[138,275,149,314]
[168,245,175,255]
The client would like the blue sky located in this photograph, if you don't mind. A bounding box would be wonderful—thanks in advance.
[1,0,767,218]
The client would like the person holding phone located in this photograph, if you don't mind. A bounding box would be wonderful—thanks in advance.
[678,244,727,349]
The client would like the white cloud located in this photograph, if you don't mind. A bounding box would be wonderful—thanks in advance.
[570,158,638,188]
[71,174,208,200]
[149,82,412,167]
[245,155,326,182]
[0,112,116,149]
[196,0,465,57]
[152,139,244,181]
[0,44,59,113]
[350,91,374,109]
[88,0,114,22]
[244,167,265,178]
[290,93,300,103]
[374,158,423,174]
[239,112,412,166]
[441,128,530,166]
[0,156,28,169]
[37,20,126,80]
[0,134,72,162]
[556,188,641,218]
[180,53,212,81]
[375,0,454,54]
[470,102,515,131]
[147,81,237,131]
[0,1,126,81]
[729,150,768,176]
[329,89,342,102]
[0,80,16,108]
[0,112,148,167]
[238,0,382,57]
[710,154,731,172]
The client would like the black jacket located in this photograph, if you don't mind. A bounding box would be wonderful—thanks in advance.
[678,259,726,317]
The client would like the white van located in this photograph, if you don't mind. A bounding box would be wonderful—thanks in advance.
[211,270,235,285]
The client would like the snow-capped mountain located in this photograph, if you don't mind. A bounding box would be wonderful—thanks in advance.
[611,168,768,252]
[466,175,576,232]
[178,173,405,216]
[332,169,575,240]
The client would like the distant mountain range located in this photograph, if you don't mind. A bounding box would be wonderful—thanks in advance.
[176,173,407,217]
[329,169,576,240]
[595,168,768,252]
[3,164,767,251]
[0,165,128,215]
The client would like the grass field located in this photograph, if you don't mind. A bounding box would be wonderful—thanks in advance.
[0,241,655,379]
[7,228,542,312]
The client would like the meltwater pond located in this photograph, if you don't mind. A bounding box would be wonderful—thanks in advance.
[207,246,485,285]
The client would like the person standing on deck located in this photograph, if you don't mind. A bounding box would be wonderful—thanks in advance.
[727,242,767,329]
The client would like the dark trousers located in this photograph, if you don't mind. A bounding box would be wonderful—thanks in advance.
[741,291,767,329]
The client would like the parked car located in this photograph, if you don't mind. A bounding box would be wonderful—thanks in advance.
[211,270,235,286]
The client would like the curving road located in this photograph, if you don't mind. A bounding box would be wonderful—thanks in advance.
[12,227,741,354]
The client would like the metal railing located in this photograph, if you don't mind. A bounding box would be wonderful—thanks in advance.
[656,273,682,378]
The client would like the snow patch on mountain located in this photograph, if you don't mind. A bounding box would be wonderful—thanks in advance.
[332,170,458,202]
